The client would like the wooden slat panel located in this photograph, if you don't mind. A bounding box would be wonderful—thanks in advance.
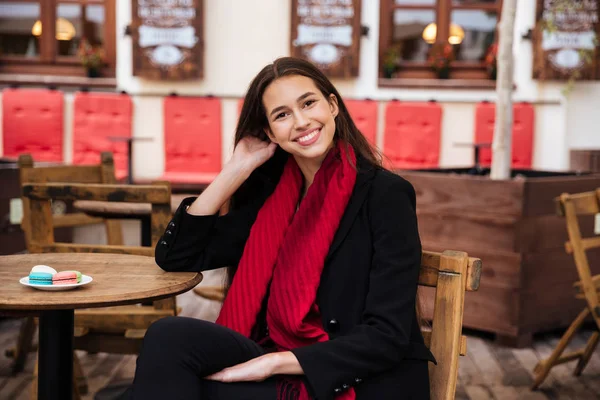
[74,306,173,331]
[428,251,468,400]
[419,251,482,291]
[566,237,600,254]
[20,165,103,184]
[39,243,153,256]
[555,191,600,217]
[52,213,104,228]
[22,183,171,204]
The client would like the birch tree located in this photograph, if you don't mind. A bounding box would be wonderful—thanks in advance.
[490,0,518,180]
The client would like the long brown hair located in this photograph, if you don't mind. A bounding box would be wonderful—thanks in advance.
[234,57,381,168]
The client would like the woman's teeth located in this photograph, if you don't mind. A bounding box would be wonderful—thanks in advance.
[297,129,319,143]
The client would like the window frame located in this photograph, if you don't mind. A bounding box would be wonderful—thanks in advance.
[0,0,116,79]
[378,0,502,83]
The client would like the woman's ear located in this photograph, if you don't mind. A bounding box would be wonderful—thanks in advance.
[264,127,278,144]
[328,94,339,118]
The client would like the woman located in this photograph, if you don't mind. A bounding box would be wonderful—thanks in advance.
[130,57,435,400]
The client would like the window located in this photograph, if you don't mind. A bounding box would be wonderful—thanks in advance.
[0,0,115,79]
[379,0,501,82]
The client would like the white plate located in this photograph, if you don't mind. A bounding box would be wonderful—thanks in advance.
[19,275,93,291]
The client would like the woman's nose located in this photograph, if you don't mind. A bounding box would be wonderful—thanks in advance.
[294,112,310,130]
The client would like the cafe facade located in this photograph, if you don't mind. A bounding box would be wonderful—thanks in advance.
[0,0,598,178]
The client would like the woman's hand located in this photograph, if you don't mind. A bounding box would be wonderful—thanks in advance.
[227,136,277,176]
[204,351,303,383]
[204,353,278,383]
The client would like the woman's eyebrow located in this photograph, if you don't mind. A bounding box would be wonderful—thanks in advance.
[269,92,317,117]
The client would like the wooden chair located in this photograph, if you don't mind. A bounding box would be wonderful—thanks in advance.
[532,189,600,389]
[20,181,175,399]
[193,249,481,400]
[6,152,124,375]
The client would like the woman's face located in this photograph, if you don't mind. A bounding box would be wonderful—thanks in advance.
[262,75,338,163]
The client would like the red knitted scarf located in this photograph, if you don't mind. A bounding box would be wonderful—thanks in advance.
[216,141,357,400]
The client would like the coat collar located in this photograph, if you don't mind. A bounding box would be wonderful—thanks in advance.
[326,156,378,261]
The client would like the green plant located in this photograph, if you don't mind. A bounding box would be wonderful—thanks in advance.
[77,38,105,70]
[382,47,400,78]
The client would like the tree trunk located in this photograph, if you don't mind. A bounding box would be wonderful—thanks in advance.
[490,0,518,180]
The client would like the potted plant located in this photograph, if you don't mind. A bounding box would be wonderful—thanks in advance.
[78,38,105,78]
[484,42,498,80]
[382,46,400,79]
[427,42,455,79]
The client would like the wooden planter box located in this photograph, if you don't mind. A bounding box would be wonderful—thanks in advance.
[404,168,600,347]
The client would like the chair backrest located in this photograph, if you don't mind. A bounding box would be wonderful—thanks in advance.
[72,92,133,181]
[21,181,171,255]
[419,250,482,400]
[2,88,64,162]
[163,96,222,183]
[18,152,122,249]
[383,101,442,170]
[475,102,535,169]
[345,99,378,146]
[556,190,600,317]
[21,180,175,313]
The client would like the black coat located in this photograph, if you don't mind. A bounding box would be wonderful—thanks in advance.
[155,157,436,400]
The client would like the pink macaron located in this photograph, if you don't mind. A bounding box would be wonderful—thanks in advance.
[52,271,79,285]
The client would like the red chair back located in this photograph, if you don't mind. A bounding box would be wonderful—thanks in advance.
[475,102,535,169]
[383,101,442,169]
[2,88,63,162]
[72,92,133,180]
[345,99,378,146]
[162,96,222,183]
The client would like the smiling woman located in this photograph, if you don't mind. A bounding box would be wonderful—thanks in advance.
[129,57,435,400]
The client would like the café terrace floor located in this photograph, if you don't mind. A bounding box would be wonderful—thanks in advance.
[1,280,600,400]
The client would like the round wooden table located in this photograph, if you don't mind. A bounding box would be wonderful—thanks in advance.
[0,253,202,400]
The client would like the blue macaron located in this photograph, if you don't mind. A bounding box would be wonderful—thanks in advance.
[28,272,53,285]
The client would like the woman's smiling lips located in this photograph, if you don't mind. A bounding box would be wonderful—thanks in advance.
[294,127,321,147]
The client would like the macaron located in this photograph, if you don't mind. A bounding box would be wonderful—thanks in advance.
[31,265,57,275]
[62,270,82,283]
[52,271,79,285]
[28,272,53,285]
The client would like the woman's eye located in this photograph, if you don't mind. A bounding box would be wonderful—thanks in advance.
[304,99,316,107]
[275,112,287,120]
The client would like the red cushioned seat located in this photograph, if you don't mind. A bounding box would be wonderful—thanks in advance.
[2,88,63,162]
[383,101,442,169]
[475,102,535,169]
[345,99,377,146]
[161,96,222,184]
[72,92,133,180]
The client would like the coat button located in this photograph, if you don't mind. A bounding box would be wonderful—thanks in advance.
[334,388,342,394]
[354,377,362,384]
[160,240,168,246]
[327,319,340,332]
[165,229,173,236]
[342,384,350,390]
[168,221,175,228]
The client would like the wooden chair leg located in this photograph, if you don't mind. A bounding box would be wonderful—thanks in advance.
[574,331,600,376]
[532,307,589,389]
[105,220,123,246]
[30,351,38,400]
[73,353,89,395]
[11,317,37,374]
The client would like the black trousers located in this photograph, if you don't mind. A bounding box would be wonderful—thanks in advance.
[130,317,277,400]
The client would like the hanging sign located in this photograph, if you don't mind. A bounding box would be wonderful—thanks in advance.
[533,0,600,80]
[291,0,362,78]
[132,0,204,80]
